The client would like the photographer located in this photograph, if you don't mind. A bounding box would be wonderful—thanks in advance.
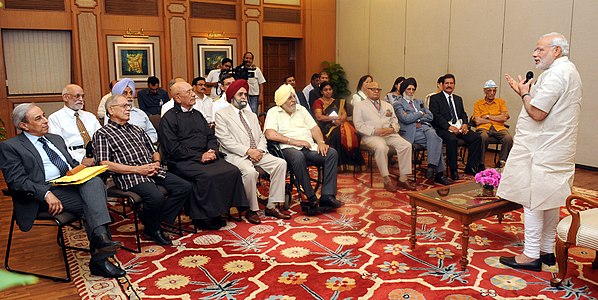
[234,52,266,113]
[206,57,233,98]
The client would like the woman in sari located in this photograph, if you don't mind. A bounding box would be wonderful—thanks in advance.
[313,81,363,167]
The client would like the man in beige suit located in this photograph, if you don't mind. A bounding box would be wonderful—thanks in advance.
[215,79,290,224]
[353,81,415,192]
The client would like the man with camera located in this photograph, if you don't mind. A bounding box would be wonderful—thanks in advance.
[234,52,266,113]
[206,57,233,99]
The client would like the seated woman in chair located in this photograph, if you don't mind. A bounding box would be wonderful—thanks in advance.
[312,81,362,167]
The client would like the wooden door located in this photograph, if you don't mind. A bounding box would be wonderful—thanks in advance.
[262,38,296,112]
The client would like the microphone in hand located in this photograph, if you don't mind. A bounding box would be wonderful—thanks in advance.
[524,71,534,84]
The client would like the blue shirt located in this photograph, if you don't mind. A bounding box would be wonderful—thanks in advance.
[23,132,71,181]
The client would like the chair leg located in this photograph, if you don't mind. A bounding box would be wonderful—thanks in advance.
[120,203,142,253]
[593,250,598,269]
[550,238,570,287]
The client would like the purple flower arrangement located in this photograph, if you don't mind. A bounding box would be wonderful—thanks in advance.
[474,168,501,188]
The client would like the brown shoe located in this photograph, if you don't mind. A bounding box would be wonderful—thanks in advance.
[245,210,261,224]
[264,207,291,220]
[383,180,398,192]
[397,179,417,191]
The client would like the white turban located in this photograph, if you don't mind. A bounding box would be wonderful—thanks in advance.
[112,78,136,96]
[274,84,295,106]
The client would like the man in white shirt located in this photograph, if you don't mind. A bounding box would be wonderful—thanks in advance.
[206,58,233,99]
[302,73,320,107]
[235,52,266,113]
[107,78,158,143]
[161,77,213,124]
[97,80,118,119]
[211,73,236,120]
[49,84,101,166]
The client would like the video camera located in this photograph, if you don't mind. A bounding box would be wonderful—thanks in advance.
[218,69,236,83]
[234,62,256,80]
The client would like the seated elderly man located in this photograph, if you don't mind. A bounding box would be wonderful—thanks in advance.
[0,103,124,278]
[160,81,249,230]
[107,78,158,143]
[94,95,192,245]
[472,80,513,168]
[215,79,290,223]
[393,78,452,185]
[264,84,342,215]
[48,84,101,166]
[353,81,416,192]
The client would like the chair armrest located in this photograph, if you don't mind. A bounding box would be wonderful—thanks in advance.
[2,188,34,199]
[267,140,285,159]
[564,194,598,244]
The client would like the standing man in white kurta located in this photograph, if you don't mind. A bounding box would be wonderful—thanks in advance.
[498,32,582,272]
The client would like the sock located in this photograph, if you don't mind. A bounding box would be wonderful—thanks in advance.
[266,202,276,209]
[399,175,408,182]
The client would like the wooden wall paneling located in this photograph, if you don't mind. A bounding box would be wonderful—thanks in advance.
[448,0,505,116]
[263,22,301,38]
[191,2,237,19]
[263,7,300,23]
[77,13,102,114]
[4,0,65,11]
[0,31,10,137]
[0,10,71,29]
[170,17,189,79]
[303,0,335,79]
[336,0,370,90]
[105,0,159,16]
[403,0,451,97]
[570,0,598,167]
[368,0,407,92]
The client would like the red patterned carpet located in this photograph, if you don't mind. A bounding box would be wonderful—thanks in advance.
[64,172,598,299]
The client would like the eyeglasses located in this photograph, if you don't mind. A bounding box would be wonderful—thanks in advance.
[367,88,383,92]
[110,103,132,109]
[67,93,85,99]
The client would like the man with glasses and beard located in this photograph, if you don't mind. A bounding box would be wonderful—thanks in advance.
[49,84,101,166]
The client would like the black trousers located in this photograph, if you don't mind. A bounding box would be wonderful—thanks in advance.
[435,129,482,172]
[128,172,192,231]
[281,147,338,199]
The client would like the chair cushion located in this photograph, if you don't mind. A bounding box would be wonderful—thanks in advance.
[557,208,598,250]
[37,211,79,225]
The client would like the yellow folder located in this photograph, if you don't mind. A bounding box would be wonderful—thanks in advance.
[50,165,109,186]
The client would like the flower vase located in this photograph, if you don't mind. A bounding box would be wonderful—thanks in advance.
[481,184,495,197]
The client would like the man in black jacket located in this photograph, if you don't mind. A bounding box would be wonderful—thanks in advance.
[429,74,483,180]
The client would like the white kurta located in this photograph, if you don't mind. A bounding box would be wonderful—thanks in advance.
[497,56,582,210]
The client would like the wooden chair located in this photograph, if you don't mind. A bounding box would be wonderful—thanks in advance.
[354,141,396,187]
[551,194,598,287]
[2,189,88,282]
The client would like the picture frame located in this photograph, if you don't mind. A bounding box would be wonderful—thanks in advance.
[114,43,155,81]
[198,44,233,77]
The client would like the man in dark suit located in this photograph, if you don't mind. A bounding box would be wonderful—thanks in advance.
[0,103,125,278]
[429,74,483,180]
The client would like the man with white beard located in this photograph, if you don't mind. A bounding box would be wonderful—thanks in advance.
[498,32,582,272]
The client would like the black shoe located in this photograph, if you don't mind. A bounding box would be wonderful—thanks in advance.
[425,166,436,179]
[464,167,478,176]
[434,174,453,185]
[143,229,172,246]
[193,219,222,230]
[499,256,542,272]
[478,164,486,171]
[540,253,556,266]
[319,195,344,209]
[245,210,262,224]
[213,216,227,227]
[93,232,122,254]
[496,160,506,168]
[89,259,126,278]
[450,171,460,181]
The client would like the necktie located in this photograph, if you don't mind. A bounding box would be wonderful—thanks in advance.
[239,111,257,149]
[447,95,457,123]
[410,101,422,128]
[38,137,70,176]
[373,100,380,111]
[74,111,92,145]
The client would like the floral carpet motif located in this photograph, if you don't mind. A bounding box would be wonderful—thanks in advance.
[67,172,598,299]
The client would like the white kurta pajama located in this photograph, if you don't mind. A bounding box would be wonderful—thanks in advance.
[496,56,582,258]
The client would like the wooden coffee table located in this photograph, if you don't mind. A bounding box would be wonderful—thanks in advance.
[407,182,521,271]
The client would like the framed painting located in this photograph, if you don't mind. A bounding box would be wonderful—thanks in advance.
[114,43,155,81]
[198,44,232,77]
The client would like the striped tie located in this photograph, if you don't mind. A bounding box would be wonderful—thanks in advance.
[239,110,257,149]
[38,137,70,176]
[74,111,92,145]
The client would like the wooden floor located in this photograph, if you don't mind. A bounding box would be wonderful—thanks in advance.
[0,165,597,299]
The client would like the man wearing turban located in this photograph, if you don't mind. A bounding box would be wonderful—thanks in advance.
[215,79,290,224]
[264,84,343,215]
[108,78,158,143]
